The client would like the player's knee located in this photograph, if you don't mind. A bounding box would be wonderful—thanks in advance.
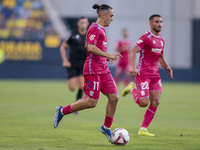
[69,85,76,91]
[152,99,160,107]
[109,94,119,103]
[139,99,149,107]
[87,100,97,108]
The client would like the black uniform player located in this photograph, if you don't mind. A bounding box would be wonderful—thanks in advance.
[60,17,89,114]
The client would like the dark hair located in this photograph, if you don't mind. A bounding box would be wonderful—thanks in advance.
[92,4,112,16]
[78,16,87,21]
[149,14,161,21]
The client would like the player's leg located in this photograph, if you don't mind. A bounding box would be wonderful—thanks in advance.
[53,97,98,128]
[53,74,101,128]
[100,73,119,143]
[67,67,78,91]
[115,66,123,87]
[123,64,131,87]
[139,79,162,136]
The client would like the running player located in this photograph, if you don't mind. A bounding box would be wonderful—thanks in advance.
[60,17,89,114]
[122,14,173,136]
[53,4,122,143]
[115,29,132,87]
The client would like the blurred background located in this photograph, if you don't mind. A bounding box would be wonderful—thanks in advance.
[0,0,200,81]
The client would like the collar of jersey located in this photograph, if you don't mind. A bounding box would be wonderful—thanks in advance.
[149,30,160,38]
[94,22,105,29]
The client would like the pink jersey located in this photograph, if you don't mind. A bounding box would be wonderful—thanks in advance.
[136,30,165,77]
[115,39,132,67]
[83,23,109,75]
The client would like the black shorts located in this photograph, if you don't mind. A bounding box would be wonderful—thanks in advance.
[66,66,83,79]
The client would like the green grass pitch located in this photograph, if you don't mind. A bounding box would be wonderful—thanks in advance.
[0,80,200,150]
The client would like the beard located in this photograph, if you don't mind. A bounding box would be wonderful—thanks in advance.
[153,27,161,33]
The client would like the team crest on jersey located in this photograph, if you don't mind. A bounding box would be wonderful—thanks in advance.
[136,39,143,44]
[161,41,163,47]
[75,34,80,39]
[103,41,107,47]
[89,35,96,41]
[153,40,156,44]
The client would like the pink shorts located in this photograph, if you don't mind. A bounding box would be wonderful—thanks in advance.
[135,75,162,99]
[116,63,131,74]
[84,72,118,100]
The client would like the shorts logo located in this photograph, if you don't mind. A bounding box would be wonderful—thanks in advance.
[158,79,162,87]
[90,91,94,96]
[141,91,145,96]
[89,35,96,41]
[87,81,92,88]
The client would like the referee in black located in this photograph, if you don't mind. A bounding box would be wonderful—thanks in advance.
[60,17,89,114]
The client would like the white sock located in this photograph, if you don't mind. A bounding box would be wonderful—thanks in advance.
[130,88,134,93]
[140,127,147,130]
[60,108,64,115]
[104,125,110,129]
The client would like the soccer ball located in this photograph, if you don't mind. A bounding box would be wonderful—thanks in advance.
[111,128,130,145]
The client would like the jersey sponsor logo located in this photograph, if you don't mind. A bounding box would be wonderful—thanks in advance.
[103,41,107,47]
[89,35,96,41]
[152,48,162,53]
[136,39,143,44]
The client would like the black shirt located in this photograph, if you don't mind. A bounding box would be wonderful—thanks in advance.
[66,30,87,67]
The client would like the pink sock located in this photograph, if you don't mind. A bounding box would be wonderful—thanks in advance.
[104,115,114,128]
[124,76,131,87]
[115,76,120,86]
[131,89,140,105]
[62,105,74,115]
[141,105,157,128]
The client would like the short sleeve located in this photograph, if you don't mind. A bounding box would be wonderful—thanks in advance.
[66,35,73,45]
[87,26,100,45]
[135,34,148,50]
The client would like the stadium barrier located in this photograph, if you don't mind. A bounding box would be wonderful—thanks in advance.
[0,38,200,81]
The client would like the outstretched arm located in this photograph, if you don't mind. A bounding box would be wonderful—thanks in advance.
[129,45,141,76]
[88,44,122,62]
[159,54,173,79]
[60,41,71,68]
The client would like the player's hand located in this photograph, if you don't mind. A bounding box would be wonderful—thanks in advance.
[63,61,71,68]
[108,52,122,61]
[107,58,115,64]
[166,67,173,79]
[130,66,139,76]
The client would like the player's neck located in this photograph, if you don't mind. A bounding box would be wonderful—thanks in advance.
[78,28,87,35]
[96,19,105,27]
[150,29,159,36]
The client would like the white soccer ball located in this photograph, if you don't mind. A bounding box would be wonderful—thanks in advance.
[111,128,130,145]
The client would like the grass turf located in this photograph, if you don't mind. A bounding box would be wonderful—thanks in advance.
[0,80,200,150]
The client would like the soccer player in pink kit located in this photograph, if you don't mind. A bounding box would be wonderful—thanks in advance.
[53,4,122,143]
[122,14,173,136]
[115,29,132,87]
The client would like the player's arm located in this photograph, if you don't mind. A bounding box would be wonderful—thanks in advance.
[159,54,173,79]
[129,45,141,76]
[88,44,122,61]
[59,41,71,68]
